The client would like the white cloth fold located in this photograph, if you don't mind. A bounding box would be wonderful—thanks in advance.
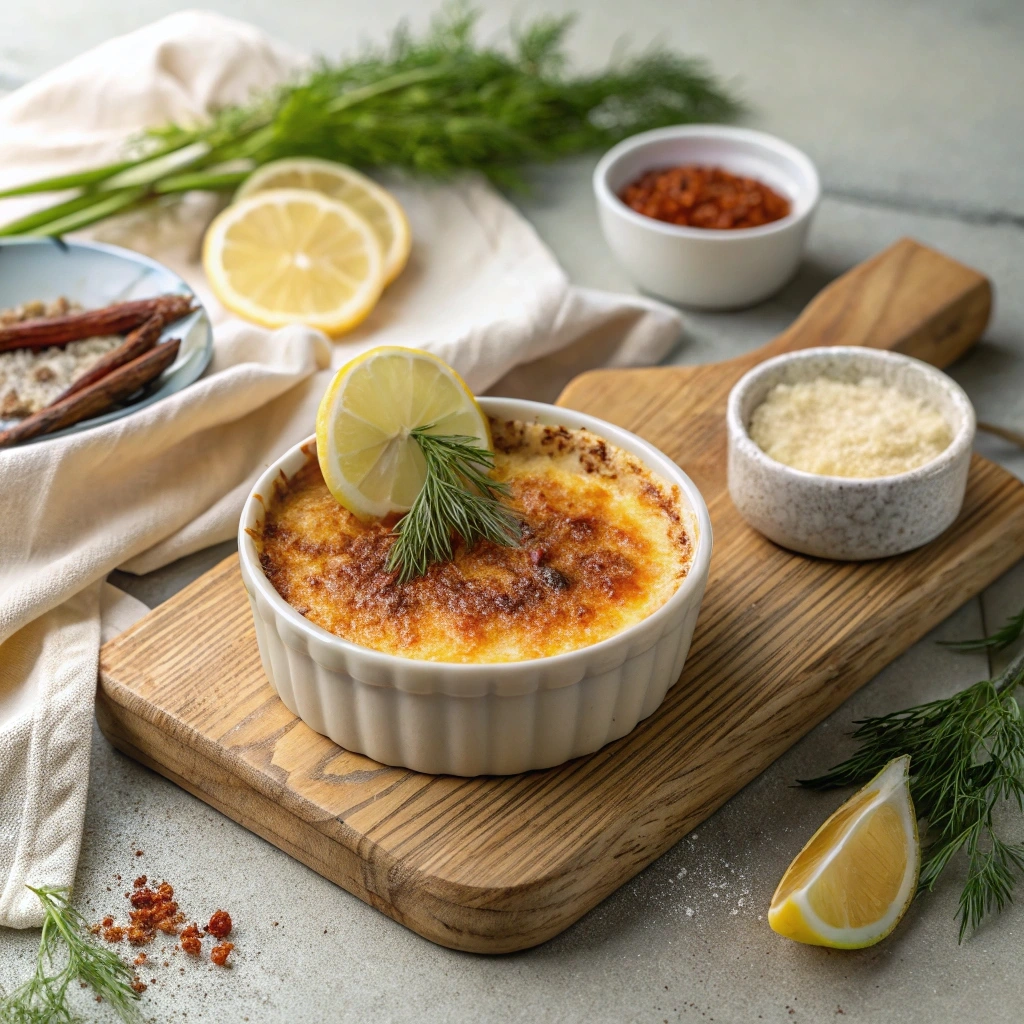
[0,9,682,927]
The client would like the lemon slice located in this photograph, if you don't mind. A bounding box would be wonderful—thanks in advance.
[237,158,411,284]
[203,188,384,336]
[770,757,921,946]
[316,346,489,519]
[769,755,919,948]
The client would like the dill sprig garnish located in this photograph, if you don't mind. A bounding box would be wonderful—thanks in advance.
[0,4,741,236]
[386,427,520,584]
[800,619,1024,942]
[0,886,141,1023]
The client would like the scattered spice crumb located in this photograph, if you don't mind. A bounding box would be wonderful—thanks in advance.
[205,910,232,939]
[93,867,240,992]
[272,921,278,927]
[210,942,234,967]
[128,882,182,945]
[179,924,203,957]
[135,850,144,857]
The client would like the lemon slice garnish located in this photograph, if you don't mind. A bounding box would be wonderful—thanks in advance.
[769,755,919,948]
[202,188,384,336]
[315,346,489,520]
[236,158,411,285]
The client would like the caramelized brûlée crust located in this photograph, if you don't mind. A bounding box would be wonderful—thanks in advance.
[254,419,694,663]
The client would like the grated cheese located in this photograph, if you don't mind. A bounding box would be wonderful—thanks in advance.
[749,376,952,478]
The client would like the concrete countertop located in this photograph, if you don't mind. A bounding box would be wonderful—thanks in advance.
[2,2,1022,1021]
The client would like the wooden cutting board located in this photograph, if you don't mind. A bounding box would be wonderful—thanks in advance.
[98,238,1024,954]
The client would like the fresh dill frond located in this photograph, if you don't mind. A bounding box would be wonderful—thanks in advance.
[800,643,1024,942]
[0,886,141,1023]
[386,428,520,584]
[941,604,1024,653]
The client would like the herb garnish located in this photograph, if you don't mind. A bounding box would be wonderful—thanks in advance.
[0,886,141,1023]
[801,608,1024,941]
[386,428,520,584]
[0,5,740,236]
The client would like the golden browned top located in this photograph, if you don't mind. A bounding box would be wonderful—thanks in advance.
[254,419,694,663]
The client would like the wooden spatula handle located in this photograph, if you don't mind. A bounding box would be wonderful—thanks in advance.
[762,237,992,368]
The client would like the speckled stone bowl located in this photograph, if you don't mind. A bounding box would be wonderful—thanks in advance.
[726,347,976,560]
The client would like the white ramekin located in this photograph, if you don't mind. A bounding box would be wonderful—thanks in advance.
[727,347,976,560]
[238,397,713,776]
[593,125,820,309]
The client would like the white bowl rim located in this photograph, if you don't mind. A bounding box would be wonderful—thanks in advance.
[593,124,822,241]
[727,346,977,486]
[239,396,713,676]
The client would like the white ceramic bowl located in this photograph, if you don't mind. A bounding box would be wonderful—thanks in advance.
[593,125,820,309]
[239,397,713,776]
[727,347,976,560]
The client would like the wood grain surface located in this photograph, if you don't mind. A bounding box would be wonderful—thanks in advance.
[98,238,1024,953]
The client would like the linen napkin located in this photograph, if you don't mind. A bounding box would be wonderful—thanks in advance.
[0,9,682,928]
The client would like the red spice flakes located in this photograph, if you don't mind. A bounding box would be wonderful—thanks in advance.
[619,165,791,230]
[135,850,144,857]
[205,910,232,939]
[94,867,240,989]
[210,942,234,967]
[127,881,182,945]
[179,923,203,957]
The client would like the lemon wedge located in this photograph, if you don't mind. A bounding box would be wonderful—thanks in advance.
[237,158,411,285]
[316,346,489,520]
[769,755,919,948]
[202,188,384,336]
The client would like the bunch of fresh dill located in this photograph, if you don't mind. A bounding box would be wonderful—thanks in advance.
[801,606,1024,941]
[0,4,741,237]
[0,886,140,1023]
